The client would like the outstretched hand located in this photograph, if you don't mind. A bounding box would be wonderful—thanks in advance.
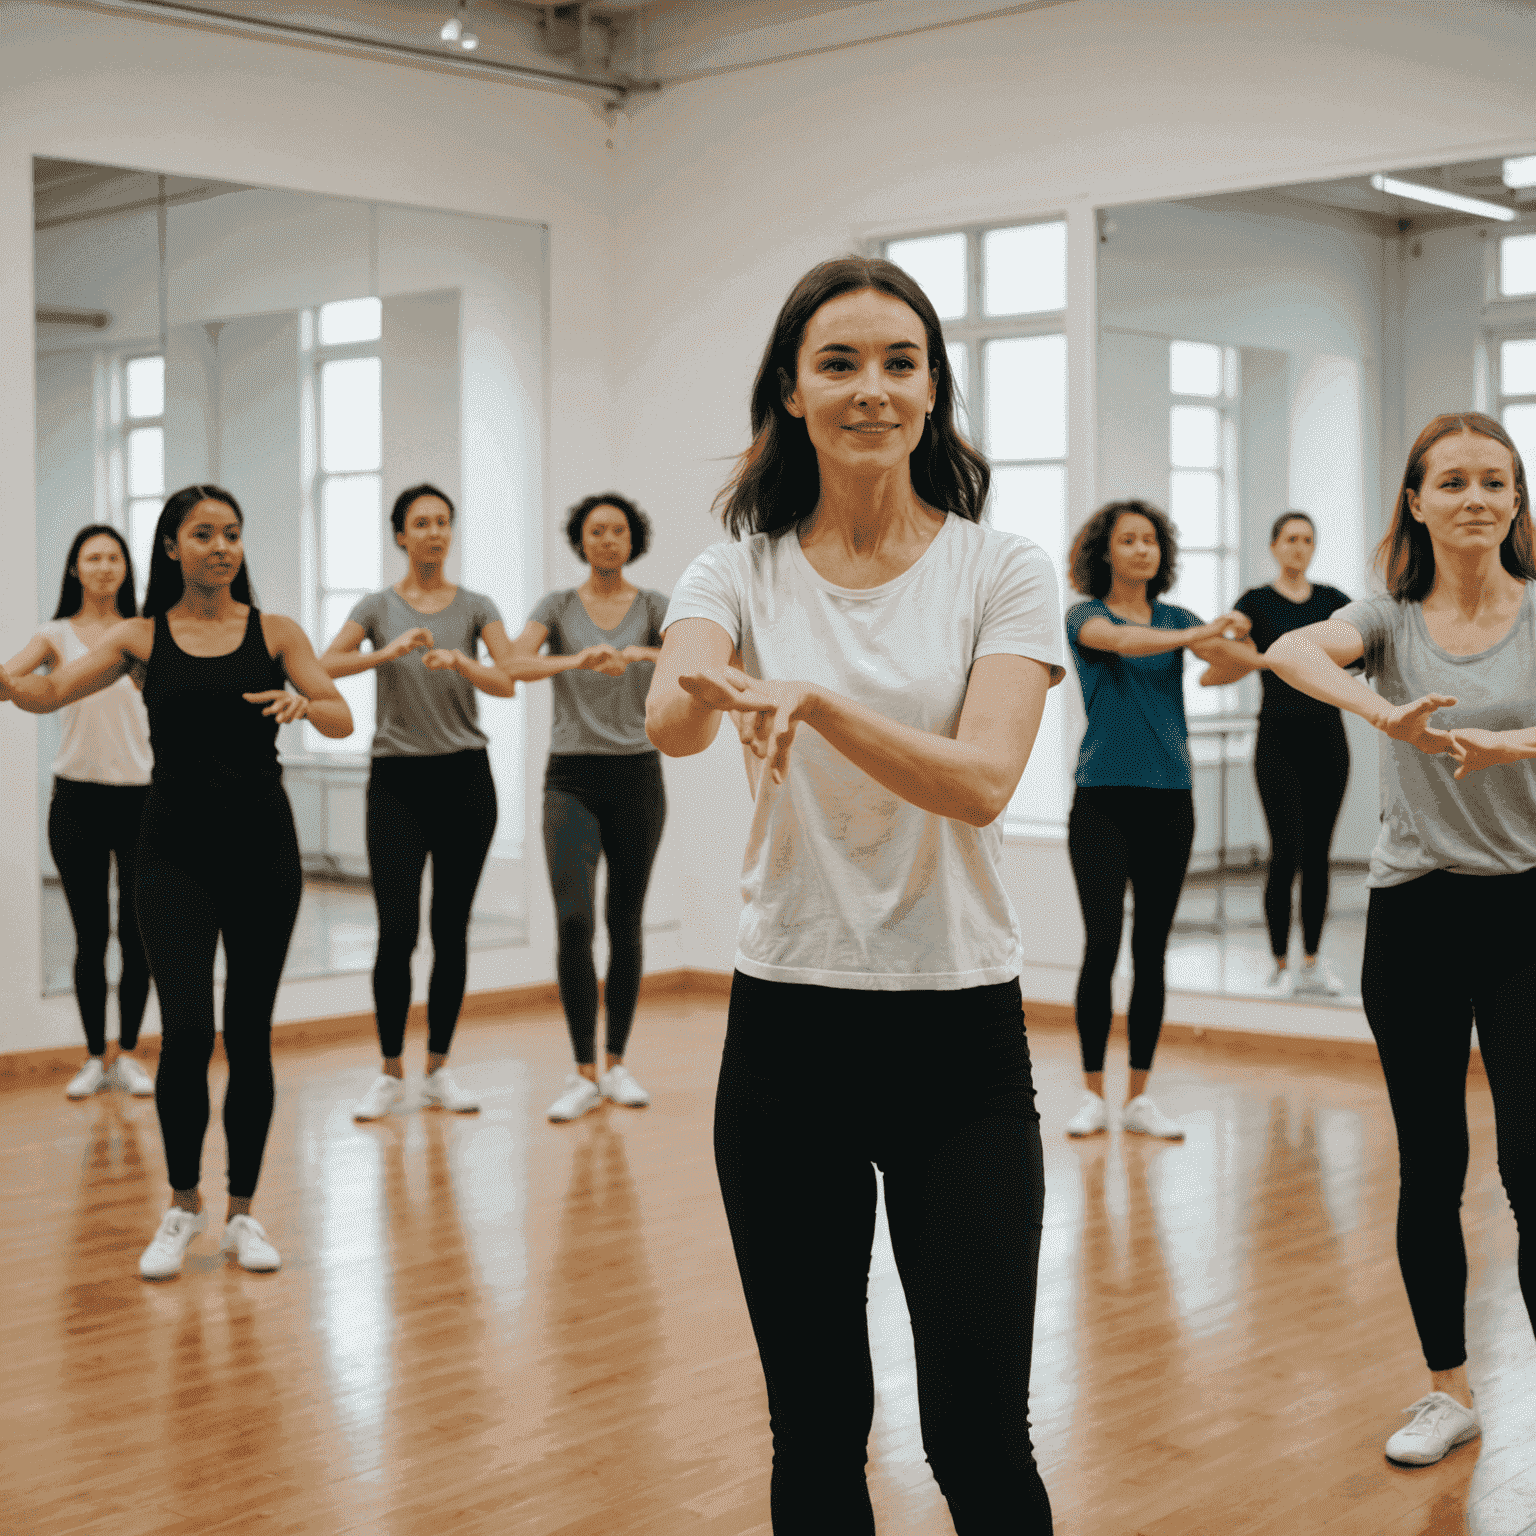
[1208,610,1252,641]
[244,689,310,725]
[1446,727,1523,780]
[678,666,814,786]
[383,627,434,662]
[422,649,464,673]
[1375,694,1457,755]
[575,644,627,677]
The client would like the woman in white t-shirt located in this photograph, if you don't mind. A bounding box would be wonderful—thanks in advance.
[4,525,155,1099]
[648,257,1064,1534]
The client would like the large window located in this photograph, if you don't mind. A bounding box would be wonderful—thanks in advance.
[1499,231,1536,299]
[306,296,384,754]
[1165,340,1241,719]
[882,218,1069,828]
[1496,333,1536,475]
[121,354,165,601]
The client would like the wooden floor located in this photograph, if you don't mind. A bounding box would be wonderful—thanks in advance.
[4,998,1533,1536]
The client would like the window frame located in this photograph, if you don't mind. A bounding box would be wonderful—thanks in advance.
[117,351,166,605]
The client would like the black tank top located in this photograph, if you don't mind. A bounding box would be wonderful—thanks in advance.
[142,608,287,792]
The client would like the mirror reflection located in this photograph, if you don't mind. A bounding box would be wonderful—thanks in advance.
[31,158,540,1000]
[1094,151,1536,1003]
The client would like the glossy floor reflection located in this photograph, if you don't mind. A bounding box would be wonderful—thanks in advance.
[3,999,1532,1535]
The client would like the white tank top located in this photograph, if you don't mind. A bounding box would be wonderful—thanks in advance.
[38,619,153,785]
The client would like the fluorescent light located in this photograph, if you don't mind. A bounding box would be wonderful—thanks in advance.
[1370,173,1517,222]
[439,14,460,40]
[1505,155,1536,190]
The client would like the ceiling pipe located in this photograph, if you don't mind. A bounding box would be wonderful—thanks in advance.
[37,307,114,329]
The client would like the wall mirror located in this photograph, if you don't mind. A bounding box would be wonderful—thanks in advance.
[1094,151,1536,1004]
[33,157,544,994]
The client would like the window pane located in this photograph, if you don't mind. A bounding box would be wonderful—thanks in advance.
[983,221,1066,317]
[1502,338,1536,397]
[1170,469,1221,547]
[127,426,163,498]
[1501,233,1536,298]
[990,464,1066,577]
[319,296,383,346]
[129,498,160,598]
[946,341,971,440]
[885,232,967,321]
[985,334,1066,461]
[1168,550,1218,624]
[1504,404,1536,480]
[1170,340,1222,398]
[1170,405,1219,469]
[125,356,164,419]
[322,475,383,592]
[321,357,382,474]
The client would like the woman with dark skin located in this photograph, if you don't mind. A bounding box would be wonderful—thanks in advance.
[321,484,519,1122]
[6,526,155,1098]
[501,494,668,1123]
[0,486,351,1279]
[1265,413,1536,1468]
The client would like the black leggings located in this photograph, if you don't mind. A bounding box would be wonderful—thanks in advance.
[715,972,1052,1535]
[1067,787,1194,1074]
[48,777,152,1056]
[366,749,498,1059]
[136,785,302,1199]
[1253,713,1350,958]
[542,752,666,1065]
[1361,868,1536,1372]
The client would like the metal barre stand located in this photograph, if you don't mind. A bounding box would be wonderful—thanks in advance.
[1171,714,1259,935]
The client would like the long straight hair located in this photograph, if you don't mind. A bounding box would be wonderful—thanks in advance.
[142,485,257,619]
[52,524,138,620]
[712,255,990,539]
[1376,413,1535,600]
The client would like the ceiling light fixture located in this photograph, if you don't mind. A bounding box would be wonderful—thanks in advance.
[1504,155,1536,190]
[1370,173,1516,222]
[459,23,479,50]
[439,3,464,42]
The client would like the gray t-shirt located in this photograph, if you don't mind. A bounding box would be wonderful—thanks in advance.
[348,586,503,758]
[1337,583,1536,886]
[529,587,668,755]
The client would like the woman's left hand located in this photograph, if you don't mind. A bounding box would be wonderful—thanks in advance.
[423,649,464,674]
[1447,727,1525,780]
[244,688,310,724]
[677,667,814,784]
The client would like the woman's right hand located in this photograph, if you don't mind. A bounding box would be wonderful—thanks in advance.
[382,627,435,662]
[575,645,627,677]
[1201,611,1252,643]
[1375,694,1458,755]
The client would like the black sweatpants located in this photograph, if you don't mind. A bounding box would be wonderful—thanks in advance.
[1067,786,1195,1074]
[48,777,152,1056]
[366,749,498,1059]
[542,752,666,1065]
[715,971,1053,1535]
[136,784,302,1199]
[1361,867,1536,1371]
[1252,712,1350,959]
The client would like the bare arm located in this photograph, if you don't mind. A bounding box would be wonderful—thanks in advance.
[1194,636,1268,686]
[499,619,626,682]
[421,619,518,699]
[3,633,60,679]
[320,619,435,678]
[1077,609,1250,657]
[253,614,354,738]
[0,619,149,713]
[647,618,735,756]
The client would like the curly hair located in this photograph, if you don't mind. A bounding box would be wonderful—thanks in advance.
[565,493,651,564]
[1067,499,1179,599]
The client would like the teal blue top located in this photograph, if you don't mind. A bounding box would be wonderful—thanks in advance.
[1066,597,1201,789]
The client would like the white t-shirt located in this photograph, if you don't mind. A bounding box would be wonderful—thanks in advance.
[38,619,153,785]
[663,515,1066,991]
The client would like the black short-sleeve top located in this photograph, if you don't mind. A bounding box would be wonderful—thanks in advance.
[1234,583,1352,720]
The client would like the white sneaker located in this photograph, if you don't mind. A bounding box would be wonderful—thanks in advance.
[1065,1091,1108,1137]
[353,1073,406,1122]
[600,1065,650,1107]
[65,1058,108,1099]
[221,1214,282,1273]
[139,1207,207,1280]
[547,1074,603,1123]
[420,1067,480,1113]
[1123,1094,1185,1140]
[111,1054,156,1097]
[1384,1392,1481,1466]
[1295,958,1345,996]
[1264,963,1294,995]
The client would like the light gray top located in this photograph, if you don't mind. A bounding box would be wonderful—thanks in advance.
[348,586,503,758]
[529,587,668,755]
[1336,583,1536,886]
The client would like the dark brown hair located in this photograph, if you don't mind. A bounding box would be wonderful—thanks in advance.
[1270,510,1315,544]
[712,255,988,539]
[1376,413,1534,601]
[1068,499,1179,600]
[143,485,255,618]
[53,524,138,620]
[565,492,651,563]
